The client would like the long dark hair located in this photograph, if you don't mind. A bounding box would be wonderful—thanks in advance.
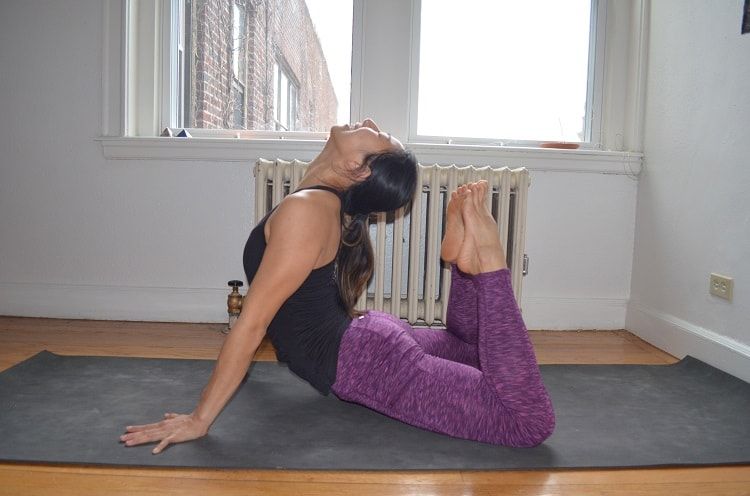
[336,149,418,318]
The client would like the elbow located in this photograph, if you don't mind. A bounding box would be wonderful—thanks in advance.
[229,321,266,339]
[226,323,266,358]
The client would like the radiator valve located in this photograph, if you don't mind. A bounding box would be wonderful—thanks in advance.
[225,280,244,334]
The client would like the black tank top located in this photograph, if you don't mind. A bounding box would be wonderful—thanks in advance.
[242,184,354,395]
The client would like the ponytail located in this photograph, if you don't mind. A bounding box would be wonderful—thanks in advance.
[334,149,418,319]
[337,212,373,318]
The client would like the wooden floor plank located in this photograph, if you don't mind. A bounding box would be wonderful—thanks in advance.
[0,316,744,496]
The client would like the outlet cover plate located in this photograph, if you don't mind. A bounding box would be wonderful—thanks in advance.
[709,273,733,301]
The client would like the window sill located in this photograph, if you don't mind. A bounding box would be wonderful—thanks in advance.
[408,143,642,175]
[96,136,642,175]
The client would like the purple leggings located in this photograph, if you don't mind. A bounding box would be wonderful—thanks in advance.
[330,263,555,448]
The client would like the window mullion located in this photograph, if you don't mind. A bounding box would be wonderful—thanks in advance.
[406,0,421,143]
[357,0,414,138]
[161,0,179,132]
[586,0,607,148]
[126,0,168,136]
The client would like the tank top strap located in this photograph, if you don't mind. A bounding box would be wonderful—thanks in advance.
[293,184,345,225]
[293,184,343,197]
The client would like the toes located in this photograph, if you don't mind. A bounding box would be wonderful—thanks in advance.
[449,190,466,213]
[477,182,487,210]
[460,188,475,219]
[469,184,482,211]
[471,186,483,216]
[477,182,488,210]
[455,188,465,207]
[458,185,468,202]
[474,179,487,197]
[447,191,461,221]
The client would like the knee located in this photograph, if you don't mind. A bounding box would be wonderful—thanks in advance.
[483,402,556,448]
[510,409,556,448]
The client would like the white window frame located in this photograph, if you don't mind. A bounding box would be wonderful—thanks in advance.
[98,0,646,175]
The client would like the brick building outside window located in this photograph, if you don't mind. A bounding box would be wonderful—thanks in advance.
[187,0,338,131]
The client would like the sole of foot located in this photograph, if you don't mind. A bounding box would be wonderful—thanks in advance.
[440,184,469,263]
[456,181,508,275]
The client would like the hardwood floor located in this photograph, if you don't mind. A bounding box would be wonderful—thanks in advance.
[0,316,747,496]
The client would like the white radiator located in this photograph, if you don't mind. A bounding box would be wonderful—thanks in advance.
[254,159,530,327]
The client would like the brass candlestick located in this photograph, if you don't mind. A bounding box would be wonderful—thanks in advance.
[225,280,244,334]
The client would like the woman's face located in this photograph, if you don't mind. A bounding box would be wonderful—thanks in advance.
[328,118,404,164]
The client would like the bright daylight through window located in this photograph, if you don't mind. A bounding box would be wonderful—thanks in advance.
[178,0,352,132]
[417,0,593,143]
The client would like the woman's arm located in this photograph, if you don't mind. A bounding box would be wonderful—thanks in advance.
[119,316,264,454]
[191,311,266,428]
[120,195,331,454]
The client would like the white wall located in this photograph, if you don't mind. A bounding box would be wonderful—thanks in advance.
[626,0,750,381]
[0,0,638,330]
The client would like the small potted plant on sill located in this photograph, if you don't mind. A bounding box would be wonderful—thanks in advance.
[540,117,580,149]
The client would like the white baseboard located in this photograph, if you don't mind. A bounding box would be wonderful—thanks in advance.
[6,281,746,382]
[523,296,628,330]
[1,281,630,331]
[0,281,228,323]
[626,302,750,383]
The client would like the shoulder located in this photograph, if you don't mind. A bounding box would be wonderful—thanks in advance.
[267,190,338,234]
[275,192,326,218]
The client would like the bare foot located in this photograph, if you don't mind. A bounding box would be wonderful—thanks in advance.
[440,185,468,263]
[456,181,508,275]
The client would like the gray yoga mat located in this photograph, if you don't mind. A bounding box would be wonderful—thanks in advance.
[0,351,748,470]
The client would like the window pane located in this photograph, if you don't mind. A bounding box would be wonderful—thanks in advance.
[231,3,244,78]
[418,0,592,142]
[272,62,279,125]
[232,81,245,128]
[289,84,298,130]
[186,0,352,131]
[279,71,289,130]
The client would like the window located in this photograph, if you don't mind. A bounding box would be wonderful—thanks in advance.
[230,1,246,128]
[231,2,245,79]
[108,0,643,158]
[273,62,298,131]
[415,0,598,144]
[181,0,353,132]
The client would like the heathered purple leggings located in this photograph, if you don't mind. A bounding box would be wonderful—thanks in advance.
[330,263,555,447]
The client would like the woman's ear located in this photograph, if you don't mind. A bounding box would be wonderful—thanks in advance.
[346,157,371,181]
[355,162,371,181]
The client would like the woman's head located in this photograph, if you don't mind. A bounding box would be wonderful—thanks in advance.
[330,119,418,318]
[342,149,418,217]
[328,119,405,172]
[328,118,417,215]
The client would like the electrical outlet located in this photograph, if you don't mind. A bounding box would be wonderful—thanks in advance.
[709,273,733,301]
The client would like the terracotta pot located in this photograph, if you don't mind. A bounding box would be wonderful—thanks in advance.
[539,142,580,149]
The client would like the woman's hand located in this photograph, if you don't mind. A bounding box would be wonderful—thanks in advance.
[120,318,263,456]
[120,412,209,454]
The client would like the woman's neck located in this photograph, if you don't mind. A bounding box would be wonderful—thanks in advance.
[297,148,349,192]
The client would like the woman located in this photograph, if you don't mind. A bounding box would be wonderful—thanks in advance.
[120,119,555,454]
